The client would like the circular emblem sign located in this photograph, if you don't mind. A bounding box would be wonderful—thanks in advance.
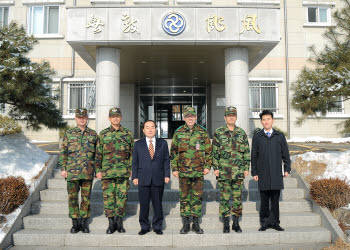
[162,12,186,36]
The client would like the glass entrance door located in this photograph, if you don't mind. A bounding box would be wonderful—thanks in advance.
[137,81,208,138]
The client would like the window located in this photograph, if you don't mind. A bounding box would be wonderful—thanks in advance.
[68,82,95,115]
[27,6,59,35]
[249,82,278,116]
[327,97,344,114]
[172,105,191,121]
[0,7,9,28]
[305,6,331,25]
[0,103,5,114]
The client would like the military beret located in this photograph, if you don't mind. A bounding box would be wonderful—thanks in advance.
[183,106,196,117]
[109,107,122,117]
[75,108,88,118]
[225,106,237,116]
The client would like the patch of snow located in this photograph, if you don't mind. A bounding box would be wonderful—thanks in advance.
[295,150,350,210]
[0,134,49,242]
[0,206,22,241]
[0,134,49,185]
[288,137,350,143]
[295,150,350,182]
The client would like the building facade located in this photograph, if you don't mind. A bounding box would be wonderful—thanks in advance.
[0,0,348,141]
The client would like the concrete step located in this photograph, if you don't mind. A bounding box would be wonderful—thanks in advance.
[10,243,333,250]
[31,200,313,216]
[40,188,305,202]
[48,176,298,190]
[13,227,331,247]
[23,212,321,230]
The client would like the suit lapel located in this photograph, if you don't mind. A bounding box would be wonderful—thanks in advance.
[142,138,151,161]
[154,138,161,160]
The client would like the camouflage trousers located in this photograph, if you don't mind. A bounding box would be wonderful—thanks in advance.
[218,177,243,218]
[67,179,93,219]
[101,177,129,218]
[179,177,204,218]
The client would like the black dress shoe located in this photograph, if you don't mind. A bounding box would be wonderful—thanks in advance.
[271,224,284,231]
[138,229,150,235]
[154,229,163,235]
[258,226,268,231]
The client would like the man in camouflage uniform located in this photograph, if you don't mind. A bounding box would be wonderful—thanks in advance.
[170,106,212,234]
[212,106,250,233]
[59,108,97,234]
[95,107,134,234]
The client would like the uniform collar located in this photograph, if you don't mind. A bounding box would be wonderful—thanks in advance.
[109,125,124,132]
[74,126,89,133]
[183,123,199,132]
[224,125,238,133]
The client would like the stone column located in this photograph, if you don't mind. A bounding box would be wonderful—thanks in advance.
[96,47,120,133]
[224,47,250,135]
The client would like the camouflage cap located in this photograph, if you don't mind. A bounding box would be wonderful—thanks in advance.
[75,108,88,118]
[183,106,196,117]
[109,107,122,117]
[225,106,237,116]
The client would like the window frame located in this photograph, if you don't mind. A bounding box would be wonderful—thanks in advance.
[0,103,6,114]
[248,79,282,119]
[303,2,334,27]
[27,5,60,36]
[314,96,347,118]
[66,81,96,119]
[0,6,9,28]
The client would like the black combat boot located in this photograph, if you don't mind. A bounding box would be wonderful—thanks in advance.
[70,218,80,234]
[106,217,115,234]
[114,216,120,232]
[180,217,190,234]
[192,217,204,234]
[232,215,242,233]
[223,216,230,233]
[116,216,125,233]
[81,218,90,233]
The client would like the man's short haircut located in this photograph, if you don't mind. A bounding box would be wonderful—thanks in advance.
[259,110,274,120]
[143,120,157,129]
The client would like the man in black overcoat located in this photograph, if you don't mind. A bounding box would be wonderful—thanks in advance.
[251,110,291,231]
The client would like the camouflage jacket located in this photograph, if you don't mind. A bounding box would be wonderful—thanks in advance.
[59,127,97,181]
[212,126,250,180]
[95,125,134,179]
[170,123,212,178]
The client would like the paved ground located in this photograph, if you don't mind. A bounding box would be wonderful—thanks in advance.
[34,141,350,156]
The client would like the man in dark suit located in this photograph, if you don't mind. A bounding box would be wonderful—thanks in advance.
[132,120,170,235]
[251,110,291,232]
